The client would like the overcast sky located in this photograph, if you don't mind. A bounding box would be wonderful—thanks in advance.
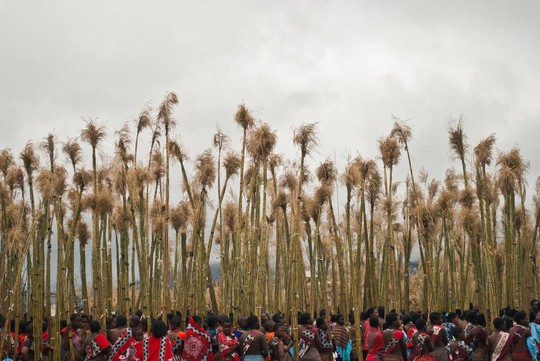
[1,0,539,206]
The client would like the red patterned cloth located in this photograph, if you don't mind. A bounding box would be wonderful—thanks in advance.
[130,335,173,361]
[109,329,135,361]
[86,334,110,360]
[218,332,240,361]
[181,318,214,361]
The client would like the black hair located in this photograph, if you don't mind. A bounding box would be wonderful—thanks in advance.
[446,312,457,323]
[192,315,203,326]
[476,313,486,326]
[415,318,426,331]
[170,315,182,329]
[129,315,141,328]
[514,311,527,324]
[507,309,518,319]
[411,313,421,324]
[116,315,127,327]
[316,318,326,329]
[70,314,79,323]
[401,314,411,325]
[151,319,168,338]
[135,310,143,318]
[348,311,355,325]
[504,317,513,331]
[455,309,463,318]
[330,314,337,323]
[10,320,15,333]
[206,315,218,329]
[319,310,326,318]
[369,315,379,328]
[25,323,33,335]
[386,312,398,325]
[89,320,101,333]
[298,312,311,325]
[367,307,375,317]
[272,313,284,324]
[361,311,369,321]
[19,320,27,331]
[246,315,259,329]
[377,306,385,319]
[429,312,441,324]
[493,318,505,330]
[465,311,477,324]
[451,326,464,339]
[42,321,48,332]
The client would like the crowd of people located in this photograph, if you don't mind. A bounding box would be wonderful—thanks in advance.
[3,300,540,361]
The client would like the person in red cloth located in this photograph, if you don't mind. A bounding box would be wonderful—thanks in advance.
[83,320,111,361]
[408,319,434,361]
[509,312,532,361]
[383,313,407,361]
[181,316,214,361]
[131,320,173,361]
[108,318,136,361]
[366,316,384,361]
[218,318,240,361]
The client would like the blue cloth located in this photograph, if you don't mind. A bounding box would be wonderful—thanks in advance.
[527,323,540,360]
[336,340,352,361]
[243,355,265,361]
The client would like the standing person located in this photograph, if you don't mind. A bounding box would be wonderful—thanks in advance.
[526,314,540,361]
[465,314,489,361]
[108,316,135,361]
[206,316,220,360]
[428,313,448,361]
[408,319,434,361]
[20,324,34,361]
[443,313,460,342]
[297,313,321,361]
[218,318,240,361]
[463,313,477,340]
[238,316,268,361]
[168,316,184,361]
[235,318,249,340]
[132,319,173,361]
[316,318,333,361]
[63,314,84,361]
[529,300,539,324]
[383,313,407,361]
[509,312,532,361]
[108,315,128,345]
[407,314,422,352]
[269,324,291,361]
[334,315,352,361]
[364,309,376,360]
[181,316,214,361]
[488,318,513,361]
[365,316,384,361]
[83,320,111,361]
[448,327,470,361]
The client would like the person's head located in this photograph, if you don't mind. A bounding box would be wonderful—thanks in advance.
[465,311,477,325]
[135,310,143,318]
[132,327,144,341]
[429,312,442,325]
[476,313,486,327]
[493,318,505,331]
[25,323,33,337]
[316,318,327,330]
[367,307,375,317]
[319,310,326,318]
[451,326,464,341]
[386,313,399,328]
[504,317,513,332]
[130,315,141,328]
[401,314,411,325]
[369,315,379,328]
[151,319,168,338]
[411,312,421,325]
[170,316,182,330]
[246,316,259,330]
[264,321,275,333]
[515,311,528,326]
[192,315,203,327]
[348,311,355,325]
[415,318,426,332]
[89,320,101,333]
[116,315,127,328]
[377,306,385,319]
[70,314,81,329]
[275,323,288,339]
[222,318,233,335]
[272,313,284,324]
[446,312,458,324]
[298,312,311,326]
[337,315,345,326]
[206,315,218,330]
[531,299,539,313]
[237,316,247,328]
[42,321,48,333]
[361,311,369,322]
[507,308,518,319]
[261,312,270,325]
[455,309,463,319]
